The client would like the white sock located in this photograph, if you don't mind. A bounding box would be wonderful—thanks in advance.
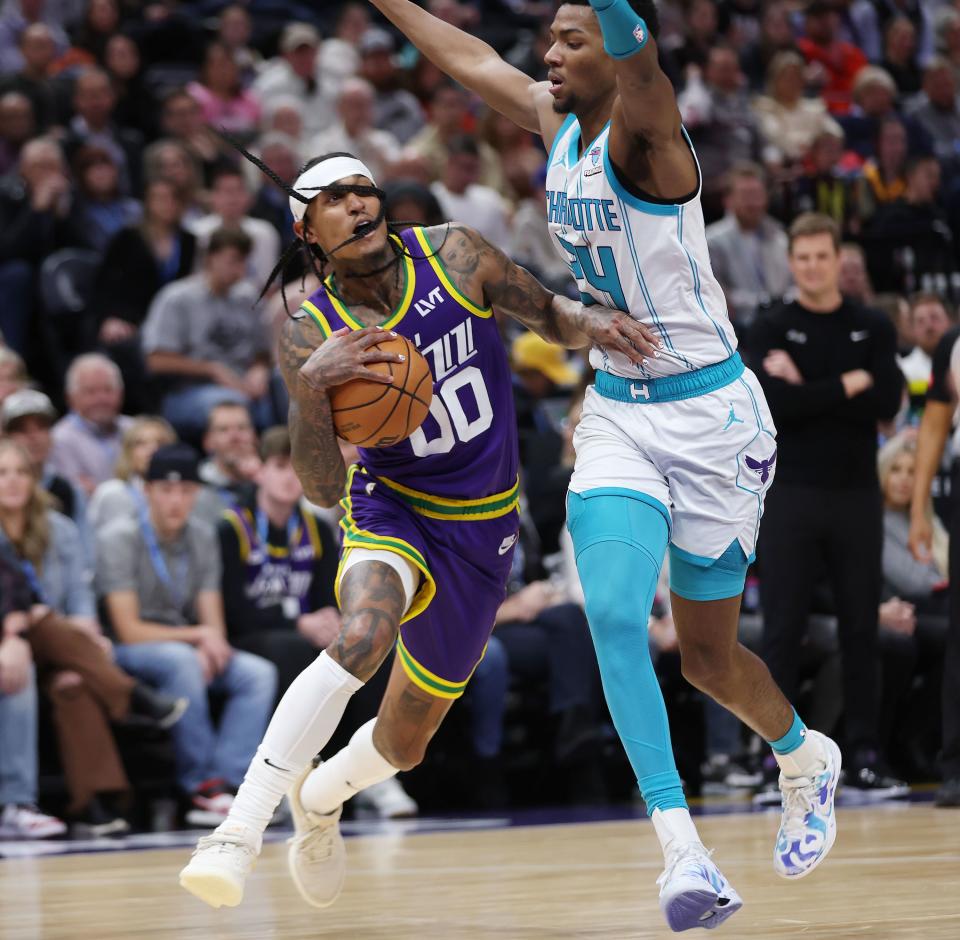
[226,651,364,834]
[651,807,703,857]
[773,732,826,779]
[300,719,399,815]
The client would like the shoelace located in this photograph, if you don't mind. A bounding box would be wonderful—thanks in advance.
[194,831,257,862]
[656,843,714,888]
[780,774,816,840]
[294,820,336,864]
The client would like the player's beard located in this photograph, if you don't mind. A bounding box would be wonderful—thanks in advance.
[552,91,579,115]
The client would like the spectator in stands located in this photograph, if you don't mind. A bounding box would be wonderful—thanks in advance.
[907,59,960,179]
[103,33,155,140]
[909,323,960,806]
[198,401,259,521]
[0,640,67,838]
[739,0,796,92]
[2,388,89,556]
[215,4,260,88]
[881,16,923,96]
[0,22,56,130]
[850,0,933,66]
[0,91,34,176]
[68,0,120,66]
[406,82,505,192]
[99,443,276,825]
[898,292,954,401]
[309,77,400,183]
[253,23,335,140]
[0,347,27,404]
[87,414,178,532]
[71,144,141,253]
[189,166,279,290]
[480,108,545,205]
[431,135,511,249]
[0,439,186,834]
[0,137,86,356]
[858,116,910,225]
[49,353,131,496]
[141,139,206,225]
[0,1,68,75]
[187,41,261,142]
[749,212,906,794]
[706,162,792,332]
[219,426,339,694]
[357,27,425,145]
[867,154,954,297]
[158,89,225,190]
[798,0,867,116]
[837,65,919,161]
[660,0,719,82]
[838,243,876,305]
[511,167,571,292]
[142,226,274,439]
[261,95,304,145]
[679,44,765,222]
[933,7,960,86]
[752,50,841,169]
[384,180,445,228]
[62,67,143,196]
[320,1,368,86]
[249,132,300,240]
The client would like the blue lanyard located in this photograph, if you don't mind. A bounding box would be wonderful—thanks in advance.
[138,507,190,612]
[255,508,301,555]
[20,559,48,605]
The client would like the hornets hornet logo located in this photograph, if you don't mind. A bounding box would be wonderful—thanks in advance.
[745,448,777,484]
[585,144,604,177]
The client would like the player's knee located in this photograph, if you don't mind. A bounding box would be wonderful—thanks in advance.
[327,618,399,682]
[680,646,735,697]
[372,734,428,772]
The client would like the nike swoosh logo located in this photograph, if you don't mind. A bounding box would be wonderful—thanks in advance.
[498,534,518,555]
[263,757,289,771]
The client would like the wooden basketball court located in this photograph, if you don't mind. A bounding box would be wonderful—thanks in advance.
[2,803,959,939]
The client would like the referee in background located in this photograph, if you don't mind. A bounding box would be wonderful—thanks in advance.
[747,213,907,795]
[908,323,960,807]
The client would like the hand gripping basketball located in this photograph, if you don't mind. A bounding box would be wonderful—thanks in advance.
[299,326,433,448]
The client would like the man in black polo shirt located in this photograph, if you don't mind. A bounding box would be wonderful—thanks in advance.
[908,323,960,806]
[748,212,907,794]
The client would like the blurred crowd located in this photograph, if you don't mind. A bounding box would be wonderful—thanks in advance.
[2,0,960,838]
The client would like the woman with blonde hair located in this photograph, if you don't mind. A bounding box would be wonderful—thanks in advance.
[0,440,186,834]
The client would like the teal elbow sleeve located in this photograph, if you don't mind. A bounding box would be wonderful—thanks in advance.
[588,0,650,59]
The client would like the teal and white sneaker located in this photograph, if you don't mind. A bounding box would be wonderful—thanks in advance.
[774,731,842,879]
[656,842,743,931]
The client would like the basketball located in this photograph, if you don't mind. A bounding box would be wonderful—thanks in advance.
[329,334,433,448]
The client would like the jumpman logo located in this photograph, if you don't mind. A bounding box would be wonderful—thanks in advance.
[723,403,745,431]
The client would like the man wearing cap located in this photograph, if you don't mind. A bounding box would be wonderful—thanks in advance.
[254,23,336,139]
[1,388,91,564]
[98,444,276,826]
[357,27,425,144]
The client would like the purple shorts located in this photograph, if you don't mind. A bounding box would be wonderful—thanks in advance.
[336,466,520,698]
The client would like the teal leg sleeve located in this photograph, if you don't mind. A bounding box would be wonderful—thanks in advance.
[588,0,650,59]
[567,490,686,815]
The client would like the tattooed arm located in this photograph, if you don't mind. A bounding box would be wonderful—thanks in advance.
[277,315,405,507]
[429,224,660,363]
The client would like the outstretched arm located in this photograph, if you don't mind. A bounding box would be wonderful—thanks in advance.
[434,224,659,362]
[368,0,553,137]
[589,0,697,198]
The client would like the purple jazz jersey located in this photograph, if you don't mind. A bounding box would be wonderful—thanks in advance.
[300,226,522,695]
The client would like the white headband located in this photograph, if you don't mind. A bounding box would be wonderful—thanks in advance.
[289,157,376,222]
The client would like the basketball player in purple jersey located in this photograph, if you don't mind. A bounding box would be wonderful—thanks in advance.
[179,151,658,909]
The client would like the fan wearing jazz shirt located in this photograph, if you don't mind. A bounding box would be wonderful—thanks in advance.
[179,149,659,909]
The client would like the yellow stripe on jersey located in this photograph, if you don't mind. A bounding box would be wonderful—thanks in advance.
[412,226,493,319]
[377,472,520,521]
[301,301,333,338]
[396,635,486,699]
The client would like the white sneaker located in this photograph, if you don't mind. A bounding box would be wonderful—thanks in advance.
[0,804,67,840]
[353,777,418,819]
[179,821,261,908]
[774,731,842,879]
[287,763,347,908]
[656,843,743,932]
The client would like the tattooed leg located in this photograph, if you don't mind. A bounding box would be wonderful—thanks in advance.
[330,561,407,681]
[373,655,456,771]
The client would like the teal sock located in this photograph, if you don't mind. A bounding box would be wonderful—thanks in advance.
[768,709,807,755]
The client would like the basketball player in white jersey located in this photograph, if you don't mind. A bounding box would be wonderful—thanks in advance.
[372,0,842,930]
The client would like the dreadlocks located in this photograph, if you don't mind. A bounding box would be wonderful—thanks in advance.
[217,130,450,316]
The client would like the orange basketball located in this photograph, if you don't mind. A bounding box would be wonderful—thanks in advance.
[329,334,433,448]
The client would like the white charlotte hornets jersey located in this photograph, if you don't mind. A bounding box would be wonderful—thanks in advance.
[545,116,738,379]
